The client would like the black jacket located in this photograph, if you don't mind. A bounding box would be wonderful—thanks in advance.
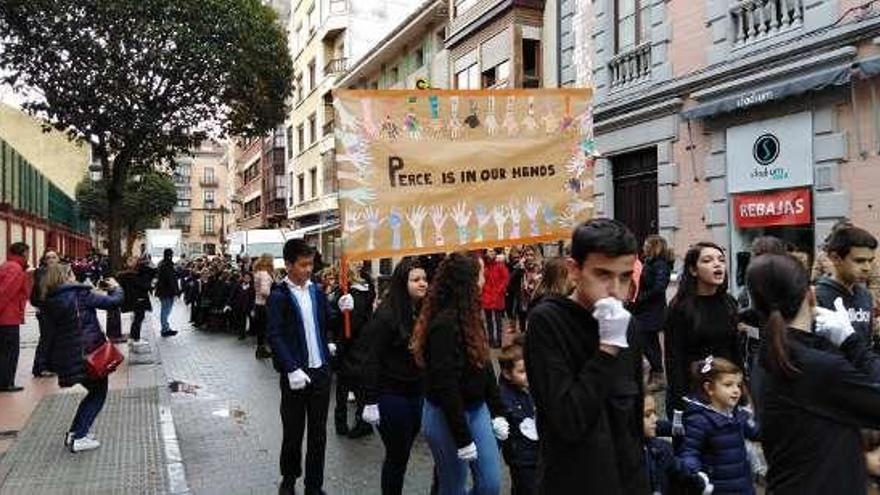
[226,283,255,315]
[524,295,648,495]
[362,302,423,404]
[758,330,880,495]
[664,294,742,416]
[329,284,373,380]
[633,257,672,333]
[266,280,333,373]
[424,313,505,448]
[815,277,875,345]
[118,265,153,313]
[499,378,538,469]
[154,259,179,298]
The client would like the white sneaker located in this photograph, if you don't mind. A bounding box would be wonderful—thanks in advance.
[70,436,101,453]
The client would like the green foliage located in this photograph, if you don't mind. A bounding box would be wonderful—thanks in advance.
[75,170,178,234]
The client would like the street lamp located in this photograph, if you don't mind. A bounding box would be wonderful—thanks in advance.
[88,162,103,182]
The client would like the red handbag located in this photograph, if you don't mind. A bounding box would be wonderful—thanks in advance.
[85,341,124,379]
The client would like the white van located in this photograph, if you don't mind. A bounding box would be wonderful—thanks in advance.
[228,229,302,270]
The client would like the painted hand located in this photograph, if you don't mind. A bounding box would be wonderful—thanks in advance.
[508,200,522,239]
[524,197,542,236]
[406,205,428,248]
[363,206,385,251]
[451,201,472,244]
[492,205,508,240]
[389,207,403,250]
[430,205,447,247]
[475,204,492,242]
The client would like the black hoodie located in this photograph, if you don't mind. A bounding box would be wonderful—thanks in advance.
[815,277,875,345]
[524,295,648,495]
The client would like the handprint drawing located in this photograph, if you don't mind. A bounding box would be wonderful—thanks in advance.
[363,206,385,251]
[451,201,472,244]
[430,205,448,247]
[406,205,428,248]
[475,204,492,242]
[524,197,542,236]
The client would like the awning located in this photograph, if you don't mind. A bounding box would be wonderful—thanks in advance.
[287,221,340,238]
[681,63,852,120]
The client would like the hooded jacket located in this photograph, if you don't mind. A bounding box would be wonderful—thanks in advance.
[524,295,648,494]
[633,256,672,333]
[481,258,509,311]
[758,330,880,495]
[679,398,759,495]
[42,283,123,387]
[154,258,179,299]
[815,276,874,345]
[362,302,423,404]
[0,254,31,326]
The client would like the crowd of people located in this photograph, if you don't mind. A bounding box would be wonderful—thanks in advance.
[3,215,880,494]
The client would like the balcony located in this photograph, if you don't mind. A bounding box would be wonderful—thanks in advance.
[324,58,348,77]
[199,177,219,188]
[608,42,651,89]
[173,225,191,233]
[322,119,335,137]
[202,227,217,236]
[732,0,803,48]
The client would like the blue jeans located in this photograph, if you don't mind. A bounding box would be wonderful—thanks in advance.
[422,400,501,495]
[377,393,424,495]
[70,378,109,439]
[160,297,174,332]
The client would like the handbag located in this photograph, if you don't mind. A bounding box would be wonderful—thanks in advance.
[76,296,125,379]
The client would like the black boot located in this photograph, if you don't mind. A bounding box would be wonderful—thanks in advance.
[335,417,349,436]
[255,346,272,359]
[347,420,373,439]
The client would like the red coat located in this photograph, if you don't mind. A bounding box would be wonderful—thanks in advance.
[481,258,510,311]
[0,255,31,326]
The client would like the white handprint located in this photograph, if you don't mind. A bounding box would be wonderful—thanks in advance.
[406,206,428,248]
[542,110,559,134]
[338,187,377,206]
[484,97,499,136]
[389,207,403,250]
[451,201,472,244]
[492,205,508,240]
[448,97,463,140]
[508,200,522,239]
[360,100,378,138]
[522,96,538,132]
[343,208,365,239]
[363,206,385,251]
[565,154,587,179]
[503,96,519,137]
[524,197,542,236]
[475,205,492,242]
[430,205,448,247]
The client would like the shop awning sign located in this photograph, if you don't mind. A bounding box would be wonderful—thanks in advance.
[733,188,812,228]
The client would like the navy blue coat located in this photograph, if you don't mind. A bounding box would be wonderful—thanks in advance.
[645,437,706,495]
[633,257,672,334]
[499,378,538,469]
[679,398,759,495]
[266,280,333,373]
[42,283,124,387]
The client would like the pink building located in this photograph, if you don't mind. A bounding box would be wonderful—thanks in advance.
[581,0,880,288]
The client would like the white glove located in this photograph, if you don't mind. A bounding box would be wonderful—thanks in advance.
[815,297,856,347]
[519,417,538,441]
[672,409,685,436]
[697,472,714,495]
[328,343,337,356]
[492,417,509,441]
[457,442,478,461]
[287,369,311,390]
[223,305,231,313]
[592,297,631,348]
[338,293,354,312]
[362,404,380,426]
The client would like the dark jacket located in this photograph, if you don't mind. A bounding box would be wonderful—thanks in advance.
[815,277,875,345]
[118,265,153,313]
[499,378,538,469]
[227,283,256,314]
[266,280,332,373]
[679,398,759,495]
[664,294,742,417]
[524,295,648,495]
[362,302,423,404]
[30,265,48,309]
[154,259,179,298]
[645,436,704,495]
[329,283,373,380]
[758,330,880,495]
[633,257,672,334]
[42,283,123,387]
[424,313,505,448]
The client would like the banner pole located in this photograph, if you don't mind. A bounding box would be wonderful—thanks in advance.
[340,254,351,339]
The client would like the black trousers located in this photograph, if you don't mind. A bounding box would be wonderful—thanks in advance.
[638,330,663,374]
[280,366,331,492]
[32,313,49,375]
[105,308,122,339]
[252,305,267,347]
[510,465,536,495]
[334,369,365,428]
[231,312,247,337]
[0,325,20,388]
[130,309,146,341]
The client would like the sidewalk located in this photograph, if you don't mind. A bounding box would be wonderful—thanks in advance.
[0,307,187,494]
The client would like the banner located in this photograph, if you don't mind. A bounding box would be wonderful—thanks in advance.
[334,88,595,261]
[733,187,812,228]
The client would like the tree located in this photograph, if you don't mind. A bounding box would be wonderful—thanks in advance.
[76,169,178,257]
[1,0,293,269]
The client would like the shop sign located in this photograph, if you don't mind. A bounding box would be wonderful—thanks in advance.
[726,111,813,193]
[733,188,812,228]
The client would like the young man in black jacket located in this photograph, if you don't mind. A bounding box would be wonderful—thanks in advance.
[525,218,649,494]
[267,239,350,495]
[815,224,877,349]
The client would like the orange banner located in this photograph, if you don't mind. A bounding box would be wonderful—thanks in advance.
[334,89,596,260]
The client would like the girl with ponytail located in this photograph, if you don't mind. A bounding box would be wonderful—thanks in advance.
[748,254,880,494]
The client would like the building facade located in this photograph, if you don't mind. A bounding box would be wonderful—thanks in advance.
[233,137,265,231]
[168,140,230,257]
[575,0,880,291]
[285,0,422,262]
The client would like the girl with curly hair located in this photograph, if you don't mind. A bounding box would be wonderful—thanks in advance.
[411,252,508,495]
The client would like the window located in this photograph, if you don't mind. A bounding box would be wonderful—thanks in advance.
[309,168,317,198]
[522,39,541,88]
[296,73,303,102]
[308,59,316,91]
[297,125,305,152]
[454,0,479,17]
[308,6,318,34]
[286,126,294,159]
[414,48,425,68]
[243,162,259,184]
[244,197,261,217]
[288,172,295,206]
[455,63,479,89]
[204,215,215,233]
[297,174,305,203]
[203,167,215,182]
[177,198,191,208]
[390,66,399,83]
[482,60,510,88]
[615,0,650,53]
[308,113,317,144]
[203,189,215,207]
[369,80,379,90]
